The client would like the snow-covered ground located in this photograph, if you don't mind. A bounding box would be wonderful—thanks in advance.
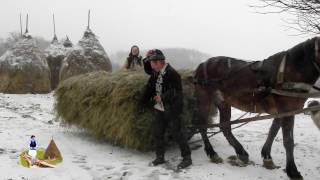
[0,93,319,180]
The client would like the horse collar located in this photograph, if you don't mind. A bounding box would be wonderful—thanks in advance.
[277,54,287,84]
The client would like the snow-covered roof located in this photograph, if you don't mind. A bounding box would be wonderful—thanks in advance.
[0,34,48,69]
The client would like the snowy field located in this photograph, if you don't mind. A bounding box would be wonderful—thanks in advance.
[0,93,319,180]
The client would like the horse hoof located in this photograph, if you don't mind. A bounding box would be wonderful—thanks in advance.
[238,154,249,164]
[287,171,303,180]
[210,154,223,164]
[263,159,280,170]
[290,178,303,180]
[227,155,247,167]
[284,168,303,180]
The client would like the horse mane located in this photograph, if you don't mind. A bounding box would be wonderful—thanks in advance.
[264,37,317,65]
[285,37,319,83]
[288,38,317,68]
[289,37,316,57]
[264,51,286,62]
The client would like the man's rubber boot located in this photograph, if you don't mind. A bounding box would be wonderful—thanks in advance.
[177,156,192,169]
[151,155,165,166]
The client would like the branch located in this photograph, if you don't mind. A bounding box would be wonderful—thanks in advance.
[251,0,320,34]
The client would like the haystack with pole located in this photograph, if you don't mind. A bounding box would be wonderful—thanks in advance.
[0,14,51,93]
[44,138,62,160]
[45,14,72,90]
[63,36,73,48]
[59,10,112,82]
[54,70,217,151]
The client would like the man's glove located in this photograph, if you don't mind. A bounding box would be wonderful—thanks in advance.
[146,49,156,58]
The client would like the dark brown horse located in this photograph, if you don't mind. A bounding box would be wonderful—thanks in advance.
[193,37,320,179]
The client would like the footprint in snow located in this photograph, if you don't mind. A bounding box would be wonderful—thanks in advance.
[72,154,87,164]
[0,148,6,155]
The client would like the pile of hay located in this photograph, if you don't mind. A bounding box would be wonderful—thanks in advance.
[0,33,51,93]
[55,70,216,150]
[44,139,62,160]
[63,36,73,48]
[45,36,72,90]
[59,28,112,81]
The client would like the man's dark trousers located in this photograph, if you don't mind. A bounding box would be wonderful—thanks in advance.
[153,109,191,158]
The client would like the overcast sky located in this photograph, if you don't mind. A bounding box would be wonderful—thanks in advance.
[0,0,313,60]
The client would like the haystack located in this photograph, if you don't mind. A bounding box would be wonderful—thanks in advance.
[59,27,112,81]
[0,33,51,93]
[44,139,62,160]
[45,15,73,90]
[63,36,73,48]
[45,36,71,90]
[54,70,217,150]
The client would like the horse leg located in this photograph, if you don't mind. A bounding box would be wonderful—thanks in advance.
[194,86,221,162]
[261,118,281,169]
[199,127,223,163]
[218,102,249,164]
[281,116,302,179]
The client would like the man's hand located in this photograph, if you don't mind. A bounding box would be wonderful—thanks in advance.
[138,106,145,114]
[137,102,146,113]
[146,49,156,58]
[153,95,162,103]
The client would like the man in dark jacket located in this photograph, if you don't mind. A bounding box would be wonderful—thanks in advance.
[141,49,192,169]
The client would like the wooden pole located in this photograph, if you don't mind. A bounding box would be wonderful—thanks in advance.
[53,14,56,37]
[87,10,90,29]
[19,13,23,36]
[271,89,320,98]
[52,14,57,41]
[196,105,320,129]
[25,14,29,33]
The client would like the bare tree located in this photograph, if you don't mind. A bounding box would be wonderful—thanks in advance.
[252,0,320,34]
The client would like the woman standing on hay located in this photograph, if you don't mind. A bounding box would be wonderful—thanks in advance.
[140,49,192,170]
[123,45,143,70]
[28,135,38,165]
